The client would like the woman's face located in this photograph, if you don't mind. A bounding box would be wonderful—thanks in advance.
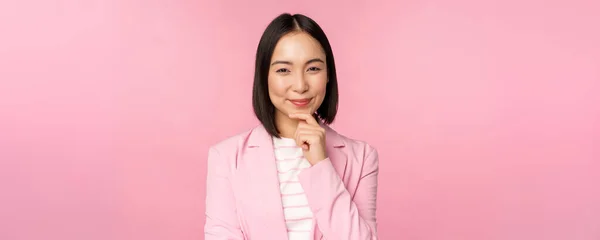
[268,31,328,121]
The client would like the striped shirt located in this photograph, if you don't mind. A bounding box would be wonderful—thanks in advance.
[273,136,314,240]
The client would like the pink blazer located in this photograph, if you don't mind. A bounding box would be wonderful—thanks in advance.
[204,124,379,240]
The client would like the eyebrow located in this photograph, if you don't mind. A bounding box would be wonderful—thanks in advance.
[270,58,325,66]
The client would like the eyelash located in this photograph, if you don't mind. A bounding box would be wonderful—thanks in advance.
[276,67,321,73]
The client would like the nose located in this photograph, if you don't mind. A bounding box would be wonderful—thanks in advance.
[291,73,308,93]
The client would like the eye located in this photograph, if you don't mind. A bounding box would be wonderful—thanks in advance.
[307,67,321,72]
[276,68,290,73]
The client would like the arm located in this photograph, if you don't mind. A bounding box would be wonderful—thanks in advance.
[297,146,379,240]
[204,147,244,240]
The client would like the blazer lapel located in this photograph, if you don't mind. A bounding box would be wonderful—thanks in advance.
[323,124,348,180]
[314,124,348,240]
[242,123,348,240]
[244,125,289,240]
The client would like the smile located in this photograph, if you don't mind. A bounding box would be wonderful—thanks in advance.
[289,98,311,107]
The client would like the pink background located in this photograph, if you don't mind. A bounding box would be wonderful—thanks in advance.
[1,0,599,239]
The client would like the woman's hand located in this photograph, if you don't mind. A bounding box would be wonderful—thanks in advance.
[289,113,327,165]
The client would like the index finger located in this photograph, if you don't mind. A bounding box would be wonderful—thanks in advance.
[289,113,319,126]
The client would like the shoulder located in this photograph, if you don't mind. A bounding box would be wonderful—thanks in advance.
[208,124,272,156]
[326,125,379,162]
[206,125,262,171]
[331,128,380,176]
[328,127,379,176]
[208,125,258,153]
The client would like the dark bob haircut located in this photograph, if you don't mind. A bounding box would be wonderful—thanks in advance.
[252,13,339,138]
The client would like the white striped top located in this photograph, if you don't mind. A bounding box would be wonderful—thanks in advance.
[273,136,314,240]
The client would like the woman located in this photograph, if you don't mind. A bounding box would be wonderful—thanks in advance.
[204,13,379,240]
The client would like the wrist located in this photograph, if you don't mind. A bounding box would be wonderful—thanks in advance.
[308,155,327,166]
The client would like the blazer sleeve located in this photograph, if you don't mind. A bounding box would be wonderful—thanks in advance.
[297,145,379,240]
[204,147,245,240]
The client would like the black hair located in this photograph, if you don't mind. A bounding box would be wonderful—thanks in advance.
[252,13,339,137]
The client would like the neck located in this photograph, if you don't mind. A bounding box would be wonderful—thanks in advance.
[274,112,299,139]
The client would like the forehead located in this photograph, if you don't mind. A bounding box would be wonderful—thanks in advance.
[271,32,325,62]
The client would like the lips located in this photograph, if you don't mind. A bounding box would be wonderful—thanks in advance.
[289,98,311,107]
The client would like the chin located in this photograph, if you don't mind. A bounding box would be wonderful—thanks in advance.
[290,107,313,114]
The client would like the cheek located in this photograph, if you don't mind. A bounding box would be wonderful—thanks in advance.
[268,75,287,98]
[308,74,328,96]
